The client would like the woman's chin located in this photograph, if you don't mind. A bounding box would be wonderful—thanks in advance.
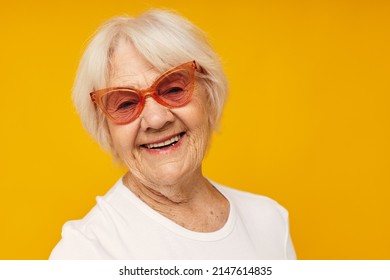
[147,170,187,186]
[143,163,200,187]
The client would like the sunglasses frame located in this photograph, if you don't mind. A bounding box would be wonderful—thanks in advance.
[90,60,199,125]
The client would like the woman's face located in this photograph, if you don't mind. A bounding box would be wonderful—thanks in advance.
[107,40,210,187]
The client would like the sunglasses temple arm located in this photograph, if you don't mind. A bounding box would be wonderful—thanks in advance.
[90,93,97,102]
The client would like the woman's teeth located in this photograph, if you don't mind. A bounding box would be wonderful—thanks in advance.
[145,134,182,149]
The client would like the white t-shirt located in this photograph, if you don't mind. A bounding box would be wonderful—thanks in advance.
[50,178,296,259]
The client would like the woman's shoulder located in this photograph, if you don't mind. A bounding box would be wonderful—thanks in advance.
[49,207,108,259]
[211,180,289,219]
[211,180,296,260]
[62,180,124,230]
[49,179,126,259]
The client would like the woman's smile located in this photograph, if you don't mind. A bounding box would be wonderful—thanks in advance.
[140,132,186,154]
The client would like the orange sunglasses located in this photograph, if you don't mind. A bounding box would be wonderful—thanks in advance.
[90,61,199,125]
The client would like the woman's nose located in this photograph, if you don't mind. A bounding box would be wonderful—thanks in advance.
[139,97,175,131]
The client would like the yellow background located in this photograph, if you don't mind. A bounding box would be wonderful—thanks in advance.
[1,0,389,259]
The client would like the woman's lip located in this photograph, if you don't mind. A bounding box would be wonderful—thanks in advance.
[140,132,185,146]
[140,133,186,154]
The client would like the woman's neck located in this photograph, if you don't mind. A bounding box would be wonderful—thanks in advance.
[122,171,230,232]
[123,169,206,203]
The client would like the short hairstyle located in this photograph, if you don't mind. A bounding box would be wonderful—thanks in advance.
[72,9,228,153]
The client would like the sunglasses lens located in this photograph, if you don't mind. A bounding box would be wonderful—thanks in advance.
[156,68,194,106]
[103,90,140,123]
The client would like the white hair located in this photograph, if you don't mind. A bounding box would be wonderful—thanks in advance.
[72,9,228,153]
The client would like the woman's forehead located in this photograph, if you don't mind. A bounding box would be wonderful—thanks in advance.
[109,41,159,87]
[108,66,160,88]
[110,40,154,74]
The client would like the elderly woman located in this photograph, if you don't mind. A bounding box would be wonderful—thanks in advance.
[50,10,296,260]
